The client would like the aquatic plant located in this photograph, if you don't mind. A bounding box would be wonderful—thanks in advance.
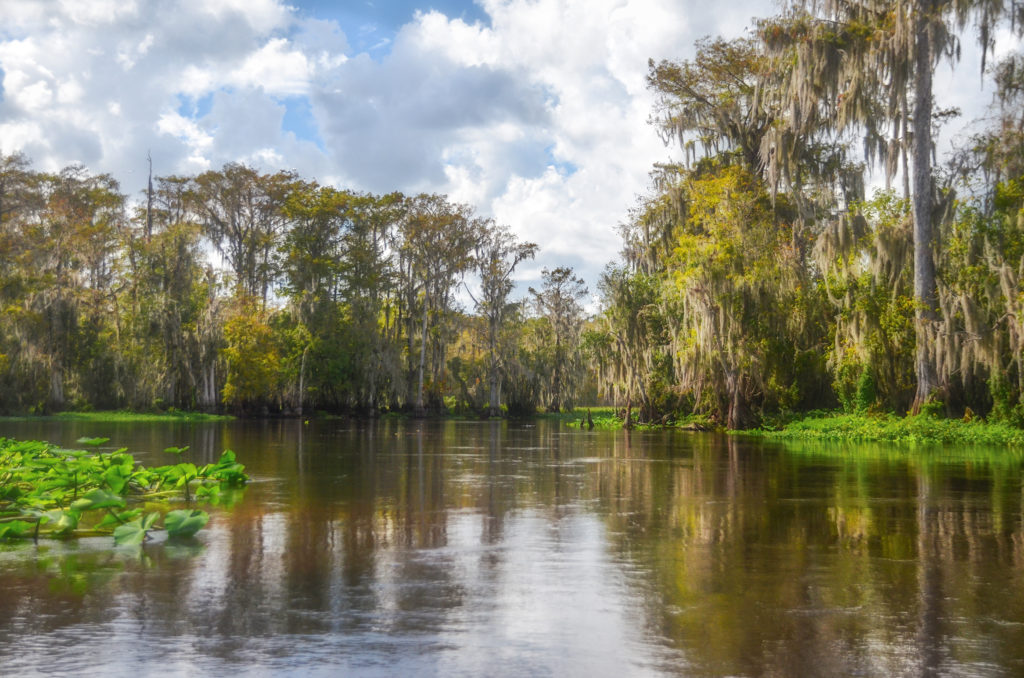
[747,412,1024,446]
[0,437,247,545]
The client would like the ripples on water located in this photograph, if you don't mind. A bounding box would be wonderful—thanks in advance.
[0,419,1023,677]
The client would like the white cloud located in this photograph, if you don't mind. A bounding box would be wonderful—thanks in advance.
[58,0,140,25]
[232,38,312,95]
[0,120,44,154]
[180,0,292,35]
[14,78,53,110]
[157,111,213,152]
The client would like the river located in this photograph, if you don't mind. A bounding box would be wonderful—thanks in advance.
[0,418,1022,676]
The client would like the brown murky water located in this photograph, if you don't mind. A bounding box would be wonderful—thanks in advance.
[1,418,1023,676]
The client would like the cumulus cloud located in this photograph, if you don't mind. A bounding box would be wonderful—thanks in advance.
[310,22,552,195]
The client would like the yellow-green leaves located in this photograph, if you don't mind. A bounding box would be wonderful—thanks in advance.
[0,437,246,544]
[113,512,160,546]
[164,509,209,539]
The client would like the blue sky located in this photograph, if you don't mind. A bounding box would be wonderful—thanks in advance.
[295,1,492,44]
[0,0,1007,299]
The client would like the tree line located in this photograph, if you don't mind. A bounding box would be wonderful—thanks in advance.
[0,157,591,416]
[588,0,1024,428]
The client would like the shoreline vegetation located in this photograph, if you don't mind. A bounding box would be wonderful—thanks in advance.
[0,410,234,423]
[5,408,1024,450]
[548,408,1024,448]
[5,407,1024,449]
[746,411,1024,447]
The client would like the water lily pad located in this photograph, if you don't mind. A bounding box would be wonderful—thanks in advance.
[96,508,142,529]
[43,509,80,535]
[113,512,160,546]
[70,489,126,512]
[76,437,110,447]
[164,509,209,538]
[103,464,134,494]
[0,520,32,540]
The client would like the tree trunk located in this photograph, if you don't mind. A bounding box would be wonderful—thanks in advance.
[901,98,911,200]
[549,337,562,413]
[488,371,500,418]
[726,371,756,430]
[414,290,428,417]
[368,345,379,416]
[146,152,154,241]
[48,364,64,411]
[200,362,217,412]
[297,345,309,416]
[911,4,941,414]
[487,318,500,417]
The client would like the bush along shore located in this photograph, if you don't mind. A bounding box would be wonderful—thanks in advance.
[0,437,247,545]
[746,409,1024,446]
[542,407,720,432]
[540,405,1024,445]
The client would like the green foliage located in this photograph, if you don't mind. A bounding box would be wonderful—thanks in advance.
[854,368,877,412]
[0,411,233,423]
[989,374,1024,427]
[163,509,209,538]
[0,437,246,543]
[834,359,877,413]
[113,512,160,546]
[70,489,126,511]
[221,301,284,411]
[751,411,1024,446]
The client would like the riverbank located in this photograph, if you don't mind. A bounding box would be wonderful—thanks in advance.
[540,407,719,432]
[748,411,1024,446]
[0,410,234,423]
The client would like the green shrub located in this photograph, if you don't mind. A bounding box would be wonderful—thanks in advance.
[989,374,1024,427]
[854,368,877,412]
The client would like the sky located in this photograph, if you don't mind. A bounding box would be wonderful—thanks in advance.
[0,0,1012,300]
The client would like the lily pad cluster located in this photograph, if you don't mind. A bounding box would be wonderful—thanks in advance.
[0,437,247,545]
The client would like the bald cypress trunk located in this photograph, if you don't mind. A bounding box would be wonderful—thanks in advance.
[488,323,500,417]
[911,3,940,413]
[726,371,755,430]
[414,290,428,417]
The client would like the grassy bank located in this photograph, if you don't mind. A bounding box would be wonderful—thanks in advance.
[748,411,1024,446]
[540,407,719,432]
[0,410,233,423]
[539,406,622,429]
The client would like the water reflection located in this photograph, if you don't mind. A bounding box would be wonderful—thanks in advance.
[0,419,1023,676]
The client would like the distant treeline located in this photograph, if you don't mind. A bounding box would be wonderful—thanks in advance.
[0,157,591,416]
[587,1,1024,428]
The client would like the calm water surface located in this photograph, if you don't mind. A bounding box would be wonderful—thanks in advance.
[1,419,1023,677]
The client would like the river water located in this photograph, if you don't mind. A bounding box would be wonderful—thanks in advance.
[0,418,1023,677]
